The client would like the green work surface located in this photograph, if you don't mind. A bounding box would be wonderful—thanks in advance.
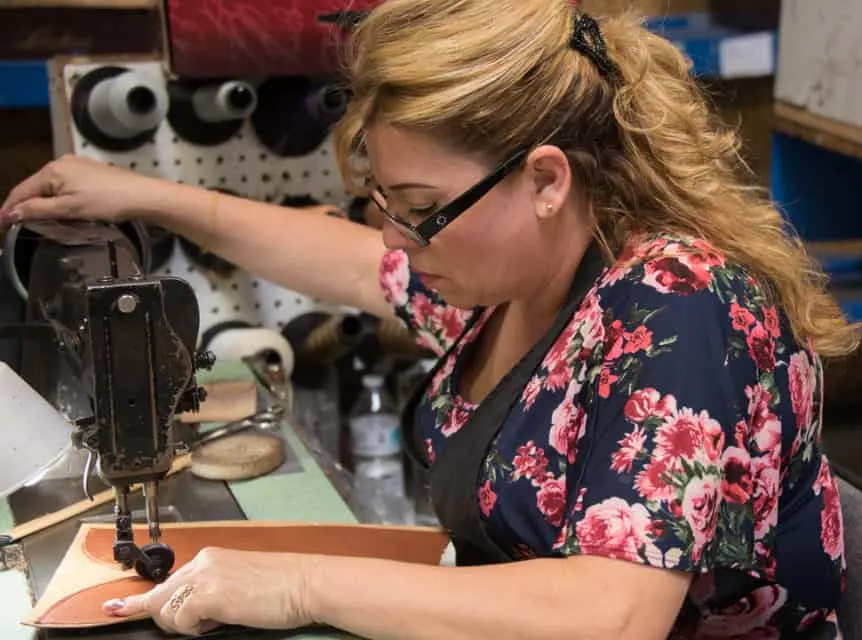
[0,360,361,639]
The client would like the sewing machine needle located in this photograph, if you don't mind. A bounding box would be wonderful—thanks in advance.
[143,481,161,545]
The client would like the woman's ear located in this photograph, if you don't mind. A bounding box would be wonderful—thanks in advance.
[526,145,572,219]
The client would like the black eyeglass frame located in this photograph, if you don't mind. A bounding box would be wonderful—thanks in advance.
[368,148,528,246]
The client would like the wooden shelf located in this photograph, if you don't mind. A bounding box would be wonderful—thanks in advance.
[774,101,862,161]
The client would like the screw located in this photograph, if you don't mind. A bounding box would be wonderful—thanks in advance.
[117,294,137,314]
[195,351,216,370]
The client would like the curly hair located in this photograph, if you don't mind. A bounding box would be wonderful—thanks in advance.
[334,0,860,358]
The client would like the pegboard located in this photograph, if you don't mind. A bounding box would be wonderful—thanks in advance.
[46,55,350,339]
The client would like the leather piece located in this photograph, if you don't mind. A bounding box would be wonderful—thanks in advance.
[25,521,450,629]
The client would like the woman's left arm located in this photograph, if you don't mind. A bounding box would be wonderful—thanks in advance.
[107,546,689,638]
[306,550,691,640]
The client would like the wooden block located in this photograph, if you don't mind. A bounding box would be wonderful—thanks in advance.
[178,379,258,425]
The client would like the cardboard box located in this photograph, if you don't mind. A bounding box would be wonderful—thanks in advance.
[0,0,163,59]
[774,0,862,130]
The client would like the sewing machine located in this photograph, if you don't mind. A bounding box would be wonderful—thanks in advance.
[2,220,213,582]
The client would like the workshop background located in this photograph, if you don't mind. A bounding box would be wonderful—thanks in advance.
[2,1,862,630]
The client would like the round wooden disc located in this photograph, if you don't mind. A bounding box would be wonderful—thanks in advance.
[190,432,285,481]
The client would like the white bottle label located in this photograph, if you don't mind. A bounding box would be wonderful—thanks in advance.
[350,414,402,458]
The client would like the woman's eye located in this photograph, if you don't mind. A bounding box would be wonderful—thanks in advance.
[408,204,438,217]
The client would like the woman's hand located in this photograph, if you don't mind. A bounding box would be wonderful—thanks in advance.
[1,155,165,227]
[102,547,316,636]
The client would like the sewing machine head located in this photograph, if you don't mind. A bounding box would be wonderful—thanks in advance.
[3,220,213,582]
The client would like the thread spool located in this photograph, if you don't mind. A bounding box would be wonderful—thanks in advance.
[204,326,295,380]
[251,76,349,157]
[300,313,366,363]
[167,79,258,146]
[71,66,168,152]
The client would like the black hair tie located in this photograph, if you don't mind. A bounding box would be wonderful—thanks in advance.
[570,12,621,80]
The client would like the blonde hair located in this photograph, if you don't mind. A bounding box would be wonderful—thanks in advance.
[334,0,860,358]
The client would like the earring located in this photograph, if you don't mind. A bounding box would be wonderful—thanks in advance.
[546,203,553,211]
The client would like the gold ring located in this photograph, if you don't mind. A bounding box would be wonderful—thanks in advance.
[169,584,194,613]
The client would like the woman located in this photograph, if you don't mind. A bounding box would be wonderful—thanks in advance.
[1,1,857,638]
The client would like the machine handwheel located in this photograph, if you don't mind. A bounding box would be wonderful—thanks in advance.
[134,543,175,583]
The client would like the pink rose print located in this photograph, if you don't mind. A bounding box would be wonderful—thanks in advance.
[623,325,653,354]
[624,388,677,423]
[478,480,497,517]
[512,441,550,485]
[722,446,753,504]
[379,250,410,308]
[604,319,625,361]
[745,385,781,456]
[549,382,587,464]
[690,239,726,268]
[751,456,780,539]
[734,420,748,448]
[821,490,843,562]
[424,438,436,464]
[755,541,777,579]
[746,322,776,372]
[611,426,647,474]
[643,256,711,295]
[544,355,572,392]
[536,477,568,526]
[788,351,816,430]
[598,366,619,399]
[654,408,725,469]
[521,375,543,411]
[682,474,721,563]
[697,585,787,636]
[572,289,605,352]
[575,497,652,560]
[440,404,471,438]
[763,306,780,338]
[813,457,844,561]
[635,457,677,503]
[729,301,756,332]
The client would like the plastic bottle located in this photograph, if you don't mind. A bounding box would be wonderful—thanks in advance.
[349,373,410,524]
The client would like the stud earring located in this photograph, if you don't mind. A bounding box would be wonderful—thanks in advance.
[546,203,553,211]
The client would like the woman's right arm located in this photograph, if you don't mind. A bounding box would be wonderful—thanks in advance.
[1,155,392,318]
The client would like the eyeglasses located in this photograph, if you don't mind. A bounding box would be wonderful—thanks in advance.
[367,148,528,246]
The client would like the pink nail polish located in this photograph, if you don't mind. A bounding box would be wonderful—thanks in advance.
[103,599,125,612]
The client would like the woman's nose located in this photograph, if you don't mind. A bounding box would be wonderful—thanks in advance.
[381,219,413,251]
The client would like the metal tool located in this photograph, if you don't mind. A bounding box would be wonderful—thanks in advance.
[185,406,286,451]
[1,222,214,583]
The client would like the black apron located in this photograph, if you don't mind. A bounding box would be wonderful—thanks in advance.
[402,241,607,566]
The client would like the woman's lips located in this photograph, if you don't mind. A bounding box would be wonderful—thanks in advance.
[416,272,441,287]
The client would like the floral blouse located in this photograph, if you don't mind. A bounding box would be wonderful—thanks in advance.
[380,232,846,638]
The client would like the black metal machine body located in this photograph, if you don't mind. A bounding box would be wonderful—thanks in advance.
[4,221,213,582]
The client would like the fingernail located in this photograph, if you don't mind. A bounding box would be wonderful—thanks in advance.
[0,208,21,223]
[102,599,125,612]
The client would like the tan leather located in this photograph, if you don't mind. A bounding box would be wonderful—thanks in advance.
[178,380,258,424]
[25,521,450,629]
